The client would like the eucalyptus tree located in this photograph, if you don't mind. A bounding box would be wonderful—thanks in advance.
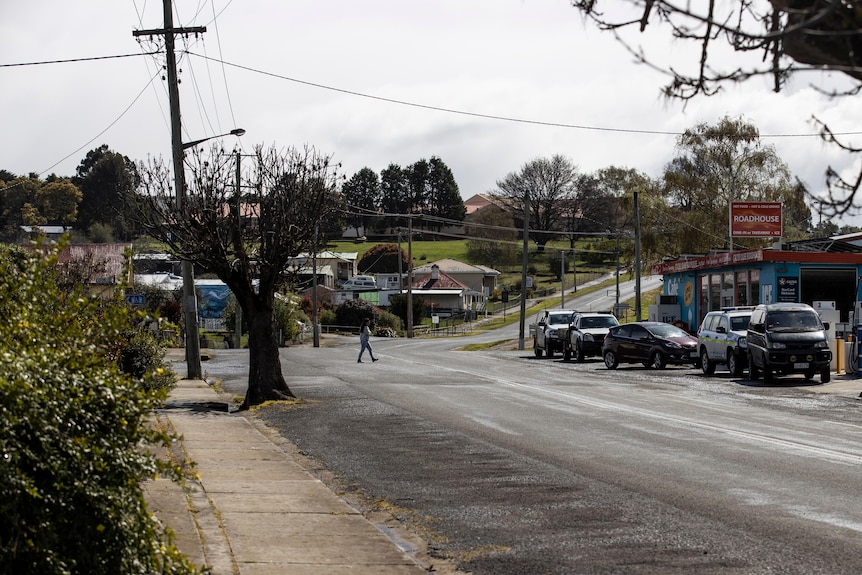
[662,116,810,253]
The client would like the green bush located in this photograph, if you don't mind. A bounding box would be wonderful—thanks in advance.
[335,298,379,328]
[0,244,199,575]
[374,309,403,336]
[319,308,337,325]
[119,329,176,391]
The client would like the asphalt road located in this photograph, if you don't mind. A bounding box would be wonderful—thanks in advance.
[205,277,862,575]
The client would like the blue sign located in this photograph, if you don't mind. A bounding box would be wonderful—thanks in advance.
[125,294,146,306]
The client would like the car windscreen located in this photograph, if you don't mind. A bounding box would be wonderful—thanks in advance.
[730,315,751,331]
[646,324,689,338]
[548,313,572,324]
[583,316,618,329]
[766,311,822,331]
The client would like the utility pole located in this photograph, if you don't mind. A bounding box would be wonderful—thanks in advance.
[518,189,530,350]
[312,223,320,347]
[407,217,414,338]
[634,190,642,320]
[234,151,243,350]
[134,0,206,378]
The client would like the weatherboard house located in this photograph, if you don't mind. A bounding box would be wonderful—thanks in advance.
[410,264,477,316]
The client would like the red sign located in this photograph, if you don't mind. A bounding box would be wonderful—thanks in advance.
[730,202,782,237]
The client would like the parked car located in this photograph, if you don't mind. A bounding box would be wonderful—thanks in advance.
[564,311,619,362]
[531,309,575,358]
[746,303,832,383]
[602,321,699,369]
[341,275,378,290]
[697,307,752,377]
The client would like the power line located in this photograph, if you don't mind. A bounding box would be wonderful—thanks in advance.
[188,52,862,139]
[5,50,858,139]
[36,70,163,177]
[0,52,159,67]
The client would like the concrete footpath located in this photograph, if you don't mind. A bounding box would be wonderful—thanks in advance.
[143,376,435,575]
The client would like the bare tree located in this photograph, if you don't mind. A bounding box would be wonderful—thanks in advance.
[129,144,342,408]
[570,0,862,215]
[492,155,580,251]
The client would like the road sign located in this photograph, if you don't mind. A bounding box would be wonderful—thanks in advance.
[125,294,145,306]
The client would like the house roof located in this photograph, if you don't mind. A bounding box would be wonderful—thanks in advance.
[411,269,473,291]
[413,258,500,276]
[57,243,131,284]
[295,251,357,261]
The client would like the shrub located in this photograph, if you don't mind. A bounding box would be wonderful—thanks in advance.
[388,293,424,326]
[335,298,379,328]
[0,244,199,575]
[374,309,403,336]
[119,329,176,391]
[319,308,337,325]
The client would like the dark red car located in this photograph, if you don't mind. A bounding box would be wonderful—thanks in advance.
[602,321,699,369]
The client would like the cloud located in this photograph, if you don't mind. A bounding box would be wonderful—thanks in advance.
[2,0,860,223]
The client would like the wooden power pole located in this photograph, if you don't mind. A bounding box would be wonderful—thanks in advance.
[133,0,206,378]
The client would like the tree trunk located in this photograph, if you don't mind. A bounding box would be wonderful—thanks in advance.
[240,300,294,409]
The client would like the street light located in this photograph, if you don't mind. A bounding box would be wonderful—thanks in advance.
[175,127,245,379]
[182,128,246,150]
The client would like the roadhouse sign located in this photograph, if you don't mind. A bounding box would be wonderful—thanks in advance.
[730,201,782,237]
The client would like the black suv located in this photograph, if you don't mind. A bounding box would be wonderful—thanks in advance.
[746,303,832,383]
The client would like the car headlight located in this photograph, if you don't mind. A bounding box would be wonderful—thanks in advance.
[547,328,558,338]
[664,341,681,349]
[738,337,746,348]
[769,341,786,350]
[584,333,595,342]
[814,340,828,349]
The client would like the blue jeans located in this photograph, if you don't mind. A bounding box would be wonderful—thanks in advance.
[358,340,375,361]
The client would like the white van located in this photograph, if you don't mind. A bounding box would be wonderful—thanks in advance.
[341,275,377,290]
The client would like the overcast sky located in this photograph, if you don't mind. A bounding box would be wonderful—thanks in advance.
[3,0,861,225]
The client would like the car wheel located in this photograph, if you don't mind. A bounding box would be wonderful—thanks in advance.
[728,349,744,377]
[748,352,760,380]
[821,368,831,383]
[547,347,554,358]
[576,341,585,363]
[700,348,715,375]
[652,351,667,370]
[534,341,543,358]
[563,348,571,361]
[603,350,618,369]
[804,368,816,380]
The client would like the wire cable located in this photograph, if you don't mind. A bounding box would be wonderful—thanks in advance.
[36,70,162,177]
[187,52,862,139]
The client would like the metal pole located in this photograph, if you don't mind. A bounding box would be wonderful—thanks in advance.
[312,223,320,347]
[561,250,565,309]
[407,217,414,338]
[572,246,577,293]
[234,151,242,350]
[634,190,642,320]
[164,0,201,379]
[615,234,621,307]
[397,228,404,291]
[518,189,530,350]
